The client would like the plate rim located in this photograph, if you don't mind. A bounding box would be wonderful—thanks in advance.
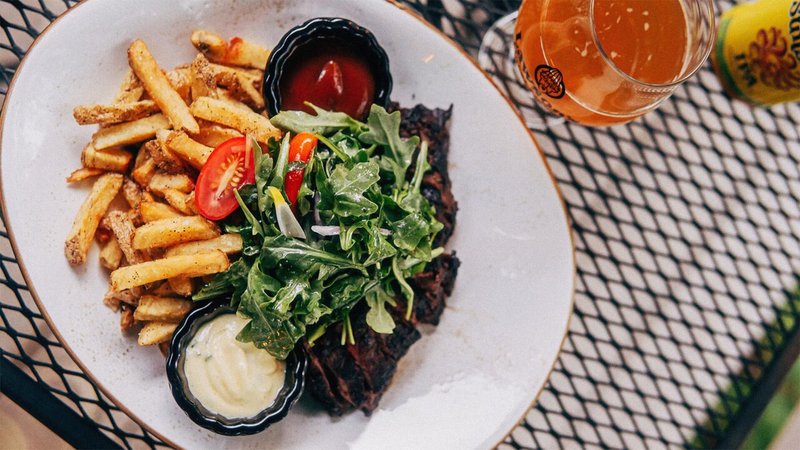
[0,0,576,447]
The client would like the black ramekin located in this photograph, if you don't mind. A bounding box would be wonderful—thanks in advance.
[166,301,307,436]
[262,17,393,118]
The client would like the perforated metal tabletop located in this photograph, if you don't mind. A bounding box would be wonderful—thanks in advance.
[2,1,800,448]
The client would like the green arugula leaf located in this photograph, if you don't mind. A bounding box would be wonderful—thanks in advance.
[293,284,329,325]
[192,258,250,302]
[270,103,365,135]
[365,226,397,266]
[237,291,300,360]
[391,212,430,251]
[253,142,275,217]
[329,161,380,217]
[400,140,430,212]
[260,234,365,273]
[365,285,397,334]
[359,105,419,185]
[270,134,291,188]
[246,260,282,297]
[340,221,366,251]
[392,256,415,320]
[326,276,378,311]
[296,156,316,216]
[234,190,264,237]
[272,278,307,316]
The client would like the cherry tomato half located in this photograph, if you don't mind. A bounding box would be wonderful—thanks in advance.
[195,137,256,220]
[289,132,317,163]
[284,133,318,205]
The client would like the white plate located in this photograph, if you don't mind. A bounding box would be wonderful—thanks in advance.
[0,0,574,448]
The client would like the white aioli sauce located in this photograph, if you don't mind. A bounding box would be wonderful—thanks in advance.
[184,314,285,419]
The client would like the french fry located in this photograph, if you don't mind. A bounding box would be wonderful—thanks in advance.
[160,130,213,169]
[138,321,178,346]
[235,72,265,109]
[133,141,150,166]
[110,251,230,291]
[104,210,146,264]
[190,30,227,62]
[218,72,264,110]
[224,37,270,69]
[168,276,193,296]
[92,114,170,150]
[149,281,177,297]
[65,173,123,265]
[132,215,219,250]
[166,67,192,103]
[185,191,200,215]
[120,305,135,332]
[162,188,194,215]
[122,177,143,209]
[190,53,217,101]
[115,69,144,103]
[99,235,123,270]
[209,63,260,87]
[211,65,263,110]
[66,167,105,183]
[214,90,254,112]
[81,144,133,173]
[191,30,269,69]
[190,96,280,142]
[165,234,243,257]
[131,151,156,186]
[128,40,199,133]
[133,295,192,321]
[190,121,242,147]
[104,288,141,312]
[139,201,184,222]
[73,100,160,125]
[148,173,194,195]
[132,141,152,175]
[147,134,187,174]
[103,293,120,311]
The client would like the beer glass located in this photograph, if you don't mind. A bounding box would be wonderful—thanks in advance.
[479,0,715,126]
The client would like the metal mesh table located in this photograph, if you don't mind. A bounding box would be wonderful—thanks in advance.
[2,0,799,448]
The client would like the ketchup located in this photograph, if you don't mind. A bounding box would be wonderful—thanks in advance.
[280,44,376,119]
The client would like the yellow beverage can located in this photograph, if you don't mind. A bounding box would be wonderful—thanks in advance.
[712,0,800,106]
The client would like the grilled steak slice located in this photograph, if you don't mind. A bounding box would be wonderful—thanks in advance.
[304,302,420,415]
[411,251,461,325]
[304,103,459,415]
[303,320,368,414]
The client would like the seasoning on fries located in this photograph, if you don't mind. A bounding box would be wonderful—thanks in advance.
[128,39,199,134]
[92,114,170,150]
[65,173,123,265]
[190,96,280,143]
[73,100,160,126]
[110,251,230,292]
[131,216,219,250]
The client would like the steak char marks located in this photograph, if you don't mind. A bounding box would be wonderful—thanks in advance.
[303,104,460,415]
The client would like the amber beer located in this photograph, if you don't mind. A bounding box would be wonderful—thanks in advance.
[713,0,800,106]
[514,0,714,126]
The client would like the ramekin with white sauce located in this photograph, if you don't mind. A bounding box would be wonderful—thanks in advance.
[166,302,306,435]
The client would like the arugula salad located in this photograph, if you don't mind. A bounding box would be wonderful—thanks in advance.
[194,104,444,359]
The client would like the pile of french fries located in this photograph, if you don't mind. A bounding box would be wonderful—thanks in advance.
[64,31,280,354]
